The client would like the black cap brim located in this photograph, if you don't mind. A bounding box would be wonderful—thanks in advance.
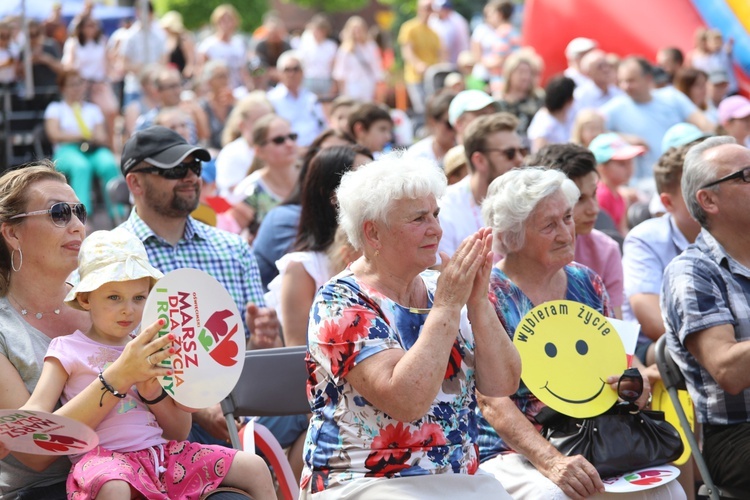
[144,144,211,169]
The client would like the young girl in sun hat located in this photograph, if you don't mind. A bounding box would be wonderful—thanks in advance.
[22,228,275,500]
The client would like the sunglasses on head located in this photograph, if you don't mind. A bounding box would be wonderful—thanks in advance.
[10,202,87,228]
[266,133,298,146]
[700,166,750,189]
[132,159,202,179]
[482,146,529,161]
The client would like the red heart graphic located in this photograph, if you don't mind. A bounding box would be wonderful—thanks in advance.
[48,434,87,447]
[630,477,662,486]
[208,324,239,367]
[204,310,234,342]
[33,440,70,452]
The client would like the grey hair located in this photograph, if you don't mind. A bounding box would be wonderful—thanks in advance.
[482,167,579,254]
[682,135,736,228]
[337,152,447,250]
[276,50,301,71]
[201,59,229,86]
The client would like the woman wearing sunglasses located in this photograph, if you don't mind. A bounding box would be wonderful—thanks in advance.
[0,161,167,499]
[44,68,122,222]
[232,114,300,243]
[476,168,682,499]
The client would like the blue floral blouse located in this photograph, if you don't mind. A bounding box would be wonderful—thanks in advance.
[301,269,481,493]
[476,262,612,462]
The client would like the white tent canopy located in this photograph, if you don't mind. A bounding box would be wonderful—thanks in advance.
[0,0,134,21]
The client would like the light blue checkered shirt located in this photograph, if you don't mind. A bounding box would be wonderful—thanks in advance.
[119,210,265,338]
[662,229,750,425]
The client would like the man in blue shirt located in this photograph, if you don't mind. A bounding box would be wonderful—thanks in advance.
[119,126,281,446]
[623,140,703,365]
[601,57,714,192]
[662,136,750,491]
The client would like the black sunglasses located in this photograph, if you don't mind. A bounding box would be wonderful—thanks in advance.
[482,146,529,161]
[700,166,750,189]
[265,133,298,146]
[10,202,87,227]
[282,66,302,73]
[132,159,202,180]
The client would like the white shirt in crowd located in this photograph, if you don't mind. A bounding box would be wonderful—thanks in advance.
[215,136,254,198]
[198,34,247,88]
[62,38,108,82]
[437,176,483,257]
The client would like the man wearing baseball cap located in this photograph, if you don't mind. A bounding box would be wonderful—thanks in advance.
[564,37,597,87]
[718,95,750,147]
[448,89,498,144]
[589,132,646,234]
[118,126,283,448]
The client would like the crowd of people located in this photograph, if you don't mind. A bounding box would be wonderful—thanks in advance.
[1,0,750,498]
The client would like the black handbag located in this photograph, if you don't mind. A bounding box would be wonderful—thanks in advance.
[537,404,684,478]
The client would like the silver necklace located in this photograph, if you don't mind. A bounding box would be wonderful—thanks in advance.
[8,292,61,320]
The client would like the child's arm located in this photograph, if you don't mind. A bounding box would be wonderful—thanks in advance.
[22,358,68,412]
[51,320,174,430]
[138,387,192,442]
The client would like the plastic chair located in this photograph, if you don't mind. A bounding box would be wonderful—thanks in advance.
[423,62,459,97]
[654,336,750,499]
[627,201,653,230]
[220,346,309,500]
[106,176,132,226]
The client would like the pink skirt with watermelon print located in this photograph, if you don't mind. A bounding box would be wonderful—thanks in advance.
[67,441,237,499]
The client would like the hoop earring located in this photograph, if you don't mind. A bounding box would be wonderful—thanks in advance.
[10,248,22,273]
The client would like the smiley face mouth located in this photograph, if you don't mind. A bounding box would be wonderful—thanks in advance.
[541,378,606,404]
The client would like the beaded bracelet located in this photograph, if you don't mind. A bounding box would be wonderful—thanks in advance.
[138,388,169,405]
[98,371,127,407]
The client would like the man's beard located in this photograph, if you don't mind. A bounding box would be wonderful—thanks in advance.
[143,179,200,218]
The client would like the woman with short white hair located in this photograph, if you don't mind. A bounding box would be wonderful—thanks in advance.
[301,154,520,499]
[477,168,683,499]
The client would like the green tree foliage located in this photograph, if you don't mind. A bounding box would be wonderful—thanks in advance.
[284,0,369,12]
[152,0,269,32]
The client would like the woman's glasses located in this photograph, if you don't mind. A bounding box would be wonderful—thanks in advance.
[265,133,298,146]
[10,202,87,227]
[132,159,202,180]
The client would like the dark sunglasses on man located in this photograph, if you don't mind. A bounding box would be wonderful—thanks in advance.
[482,146,529,161]
[10,202,87,228]
[131,158,203,180]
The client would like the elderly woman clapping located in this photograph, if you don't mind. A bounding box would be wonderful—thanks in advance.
[300,155,521,499]
[476,168,682,500]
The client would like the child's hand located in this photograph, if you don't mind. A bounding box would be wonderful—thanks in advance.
[136,378,163,402]
[104,318,174,391]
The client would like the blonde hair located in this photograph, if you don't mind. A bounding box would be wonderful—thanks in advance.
[571,109,605,146]
[221,91,273,146]
[502,49,543,96]
[0,161,67,296]
[210,4,240,29]
[340,16,367,53]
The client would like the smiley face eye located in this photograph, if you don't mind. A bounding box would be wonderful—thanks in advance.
[544,342,557,358]
[576,340,588,355]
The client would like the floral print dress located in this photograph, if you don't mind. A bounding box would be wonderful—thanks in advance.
[301,269,481,494]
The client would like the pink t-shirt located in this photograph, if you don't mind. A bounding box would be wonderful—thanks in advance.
[574,229,624,308]
[596,181,626,230]
[46,331,165,460]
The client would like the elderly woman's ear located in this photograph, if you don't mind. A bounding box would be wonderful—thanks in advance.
[361,220,382,250]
